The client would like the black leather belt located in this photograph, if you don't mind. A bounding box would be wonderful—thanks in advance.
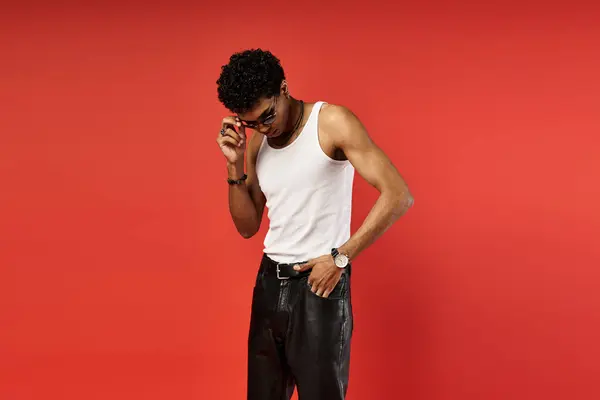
[262,254,311,280]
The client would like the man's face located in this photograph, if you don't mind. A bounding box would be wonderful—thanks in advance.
[237,95,288,138]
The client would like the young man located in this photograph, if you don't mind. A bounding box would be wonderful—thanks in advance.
[215,49,414,400]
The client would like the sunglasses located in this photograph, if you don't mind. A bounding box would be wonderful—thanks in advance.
[239,97,278,130]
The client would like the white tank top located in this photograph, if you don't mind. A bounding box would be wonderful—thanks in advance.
[255,101,355,263]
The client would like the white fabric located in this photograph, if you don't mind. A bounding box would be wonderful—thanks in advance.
[256,101,355,263]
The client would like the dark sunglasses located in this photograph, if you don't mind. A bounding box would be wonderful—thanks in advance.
[239,97,278,130]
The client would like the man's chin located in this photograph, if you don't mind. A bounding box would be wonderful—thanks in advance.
[265,129,280,138]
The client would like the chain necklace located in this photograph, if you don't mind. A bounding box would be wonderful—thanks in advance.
[272,100,304,146]
[288,100,304,135]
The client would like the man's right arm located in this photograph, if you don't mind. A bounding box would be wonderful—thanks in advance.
[227,133,266,239]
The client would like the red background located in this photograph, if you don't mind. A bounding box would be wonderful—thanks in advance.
[2,1,599,399]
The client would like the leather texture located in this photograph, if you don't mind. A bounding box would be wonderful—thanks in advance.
[247,254,354,400]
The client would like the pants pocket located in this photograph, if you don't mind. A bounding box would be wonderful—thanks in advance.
[305,272,348,301]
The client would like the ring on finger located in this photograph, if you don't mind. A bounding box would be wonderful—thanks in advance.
[220,128,226,136]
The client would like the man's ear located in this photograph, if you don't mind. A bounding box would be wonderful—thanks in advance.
[281,80,289,98]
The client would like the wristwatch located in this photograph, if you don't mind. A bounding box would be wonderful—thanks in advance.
[331,248,350,268]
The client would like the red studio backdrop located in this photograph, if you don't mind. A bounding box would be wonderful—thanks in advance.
[2,1,599,399]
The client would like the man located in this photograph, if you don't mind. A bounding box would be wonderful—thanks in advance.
[215,49,414,400]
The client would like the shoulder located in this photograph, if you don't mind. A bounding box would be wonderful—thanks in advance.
[318,102,370,147]
[319,103,357,128]
[247,131,264,162]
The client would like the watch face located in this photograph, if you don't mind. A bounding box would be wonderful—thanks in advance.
[335,254,349,268]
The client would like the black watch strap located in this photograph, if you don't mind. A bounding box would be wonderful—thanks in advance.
[331,247,350,268]
[227,174,247,185]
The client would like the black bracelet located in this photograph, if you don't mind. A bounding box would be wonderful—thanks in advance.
[227,174,247,185]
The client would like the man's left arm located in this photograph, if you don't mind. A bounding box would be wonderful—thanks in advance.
[295,104,414,297]
[329,104,413,261]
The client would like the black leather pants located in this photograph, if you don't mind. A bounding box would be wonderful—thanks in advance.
[247,254,353,400]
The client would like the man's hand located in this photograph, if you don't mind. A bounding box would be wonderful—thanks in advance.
[217,116,247,164]
[294,255,343,298]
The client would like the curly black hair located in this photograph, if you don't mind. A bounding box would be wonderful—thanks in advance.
[216,49,286,114]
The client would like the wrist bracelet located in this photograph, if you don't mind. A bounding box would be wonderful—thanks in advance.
[227,174,247,185]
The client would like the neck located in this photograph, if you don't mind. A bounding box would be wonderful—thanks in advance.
[284,97,303,133]
[271,97,303,146]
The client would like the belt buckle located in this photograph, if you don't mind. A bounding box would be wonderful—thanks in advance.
[276,264,290,280]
